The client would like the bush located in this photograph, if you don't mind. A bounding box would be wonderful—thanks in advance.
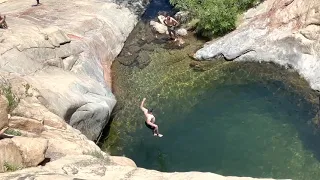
[4,129,22,136]
[170,0,261,37]
[1,83,19,112]
[3,162,21,172]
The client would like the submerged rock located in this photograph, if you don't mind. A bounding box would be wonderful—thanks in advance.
[137,51,151,69]
[117,54,139,66]
[189,61,206,72]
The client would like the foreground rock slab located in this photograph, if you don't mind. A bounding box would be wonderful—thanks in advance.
[0,155,279,180]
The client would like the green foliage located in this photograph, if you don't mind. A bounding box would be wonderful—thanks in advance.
[1,83,18,112]
[4,129,22,136]
[170,0,261,37]
[3,162,21,172]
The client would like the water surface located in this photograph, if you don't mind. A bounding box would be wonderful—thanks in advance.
[118,82,320,180]
[103,1,320,178]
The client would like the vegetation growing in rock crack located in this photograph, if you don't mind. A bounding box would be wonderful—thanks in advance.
[0,82,19,112]
[4,129,22,136]
[169,0,263,37]
[3,162,21,172]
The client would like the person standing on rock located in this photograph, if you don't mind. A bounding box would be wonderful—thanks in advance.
[0,14,8,29]
[140,98,163,137]
[163,13,179,41]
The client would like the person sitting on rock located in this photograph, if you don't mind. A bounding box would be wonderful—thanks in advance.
[0,14,8,29]
[140,98,163,137]
[163,13,179,41]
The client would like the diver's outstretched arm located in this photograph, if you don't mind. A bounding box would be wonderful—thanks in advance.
[140,98,148,113]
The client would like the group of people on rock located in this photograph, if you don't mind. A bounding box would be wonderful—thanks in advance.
[0,1,41,29]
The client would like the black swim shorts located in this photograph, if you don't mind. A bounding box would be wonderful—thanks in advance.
[145,122,155,130]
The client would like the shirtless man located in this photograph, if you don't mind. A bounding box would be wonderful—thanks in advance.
[163,13,179,41]
[140,98,163,137]
[0,14,8,29]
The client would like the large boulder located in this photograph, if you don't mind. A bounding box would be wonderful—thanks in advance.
[150,20,168,34]
[194,0,320,91]
[0,139,23,172]
[9,116,45,134]
[174,11,191,24]
[0,0,147,140]
[0,95,8,131]
[41,124,103,161]
[11,137,48,167]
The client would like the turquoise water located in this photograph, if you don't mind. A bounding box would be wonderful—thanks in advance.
[114,81,320,180]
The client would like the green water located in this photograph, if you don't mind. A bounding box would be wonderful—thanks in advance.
[117,82,320,179]
[103,21,320,180]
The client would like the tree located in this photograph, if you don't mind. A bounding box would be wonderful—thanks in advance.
[170,0,260,37]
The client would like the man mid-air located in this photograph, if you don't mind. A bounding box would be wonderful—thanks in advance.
[140,98,163,137]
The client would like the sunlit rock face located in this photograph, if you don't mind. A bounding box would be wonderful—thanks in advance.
[0,0,148,140]
[195,0,320,90]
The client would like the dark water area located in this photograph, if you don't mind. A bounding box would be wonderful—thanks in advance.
[141,0,175,20]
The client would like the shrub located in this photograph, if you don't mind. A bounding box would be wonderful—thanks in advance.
[170,0,261,37]
[3,162,21,172]
[0,83,18,112]
[4,129,22,136]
